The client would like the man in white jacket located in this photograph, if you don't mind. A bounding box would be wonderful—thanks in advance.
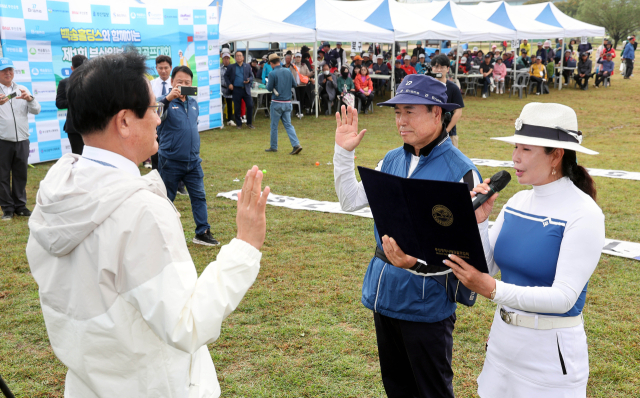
[26,51,270,398]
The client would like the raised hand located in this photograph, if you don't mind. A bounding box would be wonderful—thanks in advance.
[335,105,367,152]
[236,166,270,250]
[470,178,498,224]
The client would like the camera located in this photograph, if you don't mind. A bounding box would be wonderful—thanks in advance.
[422,64,443,79]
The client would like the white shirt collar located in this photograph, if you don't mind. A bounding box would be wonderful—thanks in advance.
[78,146,141,177]
[0,82,14,92]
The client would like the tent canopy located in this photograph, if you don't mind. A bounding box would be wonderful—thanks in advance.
[240,0,394,42]
[219,0,315,43]
[464,1,604,39]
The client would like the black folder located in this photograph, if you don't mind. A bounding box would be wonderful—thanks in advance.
[358,166,488,273]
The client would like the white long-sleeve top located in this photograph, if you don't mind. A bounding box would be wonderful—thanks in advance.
[488,177,605,316]
[27,151,261,398]
[333,142,492,275]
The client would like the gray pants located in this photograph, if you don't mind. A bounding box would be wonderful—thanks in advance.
[0,139,29,213]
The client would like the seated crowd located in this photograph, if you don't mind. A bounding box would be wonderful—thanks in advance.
[218,36,633,125]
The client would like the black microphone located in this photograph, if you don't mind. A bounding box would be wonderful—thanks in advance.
[472,170,511,210]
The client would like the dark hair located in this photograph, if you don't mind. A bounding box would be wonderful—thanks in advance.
[155,55,172,67]
[67,50,150,135]
[71,54,87,69]
[544,148,597,200]
[430,54,450,69]
[171,65,193,80]
[269,56,281,65]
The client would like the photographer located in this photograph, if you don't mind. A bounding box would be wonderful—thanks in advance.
[429,55,464,148]
[0,57,41,221]
[158,66,218,246]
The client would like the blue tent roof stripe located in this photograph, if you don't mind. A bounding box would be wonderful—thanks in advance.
[284,0,316,29]
[365,0,394,31]
[432,2,456,29]
[488,3,516,31]
[535,3,562,28]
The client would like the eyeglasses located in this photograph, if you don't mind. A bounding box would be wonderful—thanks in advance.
[148,102,164,117]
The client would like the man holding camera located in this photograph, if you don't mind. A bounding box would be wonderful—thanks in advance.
[0,57,41,221]
[430,54,464,148]
[158,65,218,246]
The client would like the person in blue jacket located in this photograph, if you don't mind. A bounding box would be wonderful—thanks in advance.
[265,54,303,155]
[158,65,218,246]
[595,52,614,88]
[621,36,635,79]
[333,74,488,398]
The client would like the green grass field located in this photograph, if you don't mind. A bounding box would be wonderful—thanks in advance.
[1,60,639,397]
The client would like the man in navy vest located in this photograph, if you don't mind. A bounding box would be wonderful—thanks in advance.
[333,74,489,397]
[158,66,218,246]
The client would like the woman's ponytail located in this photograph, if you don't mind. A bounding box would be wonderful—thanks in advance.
[546,148,597,201]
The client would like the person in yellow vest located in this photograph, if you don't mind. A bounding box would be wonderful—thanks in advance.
[529,56,547,95]
[519,39,531,56]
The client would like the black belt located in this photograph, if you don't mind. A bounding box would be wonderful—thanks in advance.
[374,246,449,275]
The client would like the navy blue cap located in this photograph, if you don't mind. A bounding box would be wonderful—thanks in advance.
[379,75,461,111]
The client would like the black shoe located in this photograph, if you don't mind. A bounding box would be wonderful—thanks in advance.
[2,211,13,221]
[193,229,220,246]
[247,124,256,129]
[236,126,242,129]
[290,146,303,155]
[176,186,188,196]
[265,148,278,152]
[15,208,32,217]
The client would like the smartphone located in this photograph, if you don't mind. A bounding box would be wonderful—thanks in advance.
[5,92,17,100]
[180,86,197,96]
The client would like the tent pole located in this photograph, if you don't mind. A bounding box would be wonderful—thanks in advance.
[391,41,396,97]
[454,40,459,82]
[314,34,318,118]
[246,41,249,62]
[559,38,565,91]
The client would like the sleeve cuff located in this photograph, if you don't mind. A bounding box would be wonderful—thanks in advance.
[334,142,355,158]
[225,238,262,261]
[492,280,507,303]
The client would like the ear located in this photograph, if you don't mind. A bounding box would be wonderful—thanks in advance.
[431,106,443,126]
[114,109,132,140]
[552,148,564,168]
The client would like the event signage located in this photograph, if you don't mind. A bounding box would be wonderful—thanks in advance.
[0,1,222,164]
[350,41,362,54]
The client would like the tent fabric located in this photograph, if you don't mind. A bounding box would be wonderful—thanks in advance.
[464,1,604,40]
[241,0,394,42]
[523,2,605,37]
[365,0,394,32]
[219,0,315,43]
[432,2,457,29]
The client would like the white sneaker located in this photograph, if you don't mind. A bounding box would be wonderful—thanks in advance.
[482,93,487,98]
[227,120,236,127]
[241,116,247,123]
[143,161,151,169]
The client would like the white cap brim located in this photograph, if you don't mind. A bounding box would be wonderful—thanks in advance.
[491,135,598,155]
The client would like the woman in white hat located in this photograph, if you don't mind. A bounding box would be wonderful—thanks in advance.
[443,102,605,397]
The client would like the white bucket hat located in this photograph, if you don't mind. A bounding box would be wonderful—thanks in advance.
[491,103,598,155]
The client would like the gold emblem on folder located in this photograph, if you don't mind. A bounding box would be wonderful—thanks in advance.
[432,205,453,227]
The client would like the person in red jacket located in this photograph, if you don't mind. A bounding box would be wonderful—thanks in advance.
[354,67,374,114]
[400,55,417,75]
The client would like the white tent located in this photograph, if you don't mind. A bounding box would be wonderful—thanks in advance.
[517,2,605,38]
[240,0,394,43]
[329,0,516,42]
[463,1,563,40]
[218,0,315,43]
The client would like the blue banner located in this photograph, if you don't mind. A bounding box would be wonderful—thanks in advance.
[0,1,222,164]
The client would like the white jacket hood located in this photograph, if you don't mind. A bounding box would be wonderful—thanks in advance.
[29,153,169,257]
